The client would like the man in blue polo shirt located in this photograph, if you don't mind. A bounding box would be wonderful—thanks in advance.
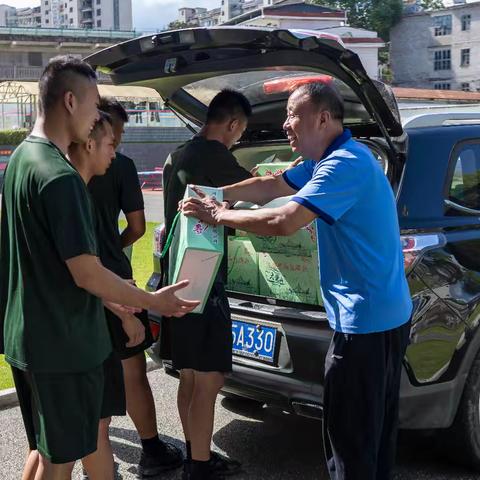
[182,82,412,479]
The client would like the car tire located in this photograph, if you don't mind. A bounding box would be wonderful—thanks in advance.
[446,354,480,471]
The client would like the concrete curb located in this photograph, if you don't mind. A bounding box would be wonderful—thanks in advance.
[0,358,161,411]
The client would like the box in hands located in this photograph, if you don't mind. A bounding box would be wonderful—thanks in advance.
[258,252,322,306]
[227,237,259,295]
[169,185,224,314]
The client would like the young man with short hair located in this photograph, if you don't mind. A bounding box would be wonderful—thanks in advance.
[163,89,253,480]
[69,111,134,480]
[88,97,183,477]
[0,55,198,480]
[182,83,412,480]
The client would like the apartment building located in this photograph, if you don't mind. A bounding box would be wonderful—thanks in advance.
[0,0,132,30]
[41,0,132,30]
[178,0,270,27]
[0,4,15,26]
[391,1,480,91]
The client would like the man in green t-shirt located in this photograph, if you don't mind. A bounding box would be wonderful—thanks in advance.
[69,110,133,479]
[0,56,199,480]
[163,90,252,480]
[88,98,183,477]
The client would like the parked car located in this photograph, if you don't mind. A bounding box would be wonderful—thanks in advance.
[86,27,480,470]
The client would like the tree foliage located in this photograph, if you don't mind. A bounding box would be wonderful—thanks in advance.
[313,0,403,40]
[420,0,444,10]
[0,129,28,146]
[166,20,193,30]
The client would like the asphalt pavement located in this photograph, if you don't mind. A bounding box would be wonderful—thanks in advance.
[0,368,479,480]
[142,191,164,224]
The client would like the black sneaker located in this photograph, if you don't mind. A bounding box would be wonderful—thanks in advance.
[137,442,184,477]
[208,452,242,477]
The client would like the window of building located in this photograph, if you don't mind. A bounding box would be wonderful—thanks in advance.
[461,14,471,31]
[69,7,73,12]
[434,82,451,90]
[97,9,101,15]
[434,49,451,70]
[97,19,101,27]
[45,0,48,4]
[461,48,470,66]
[448,142,480,212]
[97,0,101,4]
[46,19,49,23]
[69,18,73,24]
[434,15,452,36]
[461,82,470,91]
[45,10,49,14]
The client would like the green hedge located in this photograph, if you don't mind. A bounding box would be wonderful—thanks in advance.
[0,129,29,146]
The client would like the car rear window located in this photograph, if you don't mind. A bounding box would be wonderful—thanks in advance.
[183,70,375,126]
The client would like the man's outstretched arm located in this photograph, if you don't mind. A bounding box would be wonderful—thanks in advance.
[66,255,199,317]
[182,192,316,237]
[222,174,296,206]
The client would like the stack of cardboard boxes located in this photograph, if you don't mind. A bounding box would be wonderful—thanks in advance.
[227,163,322,306]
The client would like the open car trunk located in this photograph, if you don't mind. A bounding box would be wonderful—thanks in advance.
[86,27,405,314]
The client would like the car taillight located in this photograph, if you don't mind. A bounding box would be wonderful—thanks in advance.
[401,233,446,274]
[149,321,160,341]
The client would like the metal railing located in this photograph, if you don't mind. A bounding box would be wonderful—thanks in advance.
[0,26,137,39]
[0,64,111,82]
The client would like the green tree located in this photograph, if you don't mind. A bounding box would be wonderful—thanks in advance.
[420,0,444,10]
[166,20,192,30]
[313,0,403,40]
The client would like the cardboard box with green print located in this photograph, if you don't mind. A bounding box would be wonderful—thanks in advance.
[258,252,321,306]
[169,185,224,314]
[227,237,259,295]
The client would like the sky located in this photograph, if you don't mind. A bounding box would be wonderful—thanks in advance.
[7,0,220,31]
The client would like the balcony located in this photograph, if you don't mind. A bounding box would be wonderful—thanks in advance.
[81,1,93,12]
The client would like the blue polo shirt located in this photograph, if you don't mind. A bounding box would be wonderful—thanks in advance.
[283,129,412,334]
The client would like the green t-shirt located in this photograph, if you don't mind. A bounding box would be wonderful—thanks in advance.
[0,136,111,373]
[163,135,252,282]
[88,152,144,280]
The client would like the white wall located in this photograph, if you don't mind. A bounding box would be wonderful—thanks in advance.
[347,45,380,79]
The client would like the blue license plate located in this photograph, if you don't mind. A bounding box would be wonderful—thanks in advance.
[232,320,277,363]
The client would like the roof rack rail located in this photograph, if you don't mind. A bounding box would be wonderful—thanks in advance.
[403,112,480,129]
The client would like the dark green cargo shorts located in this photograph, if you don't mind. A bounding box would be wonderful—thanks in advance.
[12,364,105,464]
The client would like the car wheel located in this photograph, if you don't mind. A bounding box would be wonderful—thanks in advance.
[446,354,480,470]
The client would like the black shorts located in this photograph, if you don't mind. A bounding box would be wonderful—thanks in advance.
[12,364,104,464]
[171,282,232,373]
[105,308,154,360]
[101,352,126,418]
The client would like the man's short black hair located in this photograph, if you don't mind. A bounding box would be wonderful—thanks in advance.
[38,55,97,114]
[90,110,113,143]
[206,89,252,124]
[98,97,129,123]
[293,82,344,121]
